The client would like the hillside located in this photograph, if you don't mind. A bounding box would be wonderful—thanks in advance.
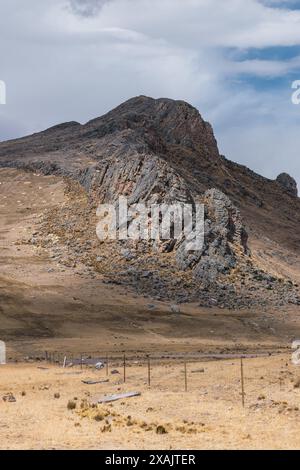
[0,96,299,321]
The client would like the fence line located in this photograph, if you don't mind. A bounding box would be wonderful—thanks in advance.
[7,350,284,406]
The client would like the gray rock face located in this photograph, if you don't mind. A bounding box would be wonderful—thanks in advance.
[276,173,298,197]
[176,189,250,281]
[83,153,193,207]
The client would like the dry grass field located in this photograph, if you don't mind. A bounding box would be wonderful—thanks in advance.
[1,354,300,450]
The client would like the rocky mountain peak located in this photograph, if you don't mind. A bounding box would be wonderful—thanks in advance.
[84,95,220,161]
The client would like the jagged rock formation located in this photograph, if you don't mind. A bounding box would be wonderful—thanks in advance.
[276,173,298,197]
[0,95,300,307]
[176,189,250,282]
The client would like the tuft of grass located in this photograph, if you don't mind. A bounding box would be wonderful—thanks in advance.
[257,394,266,401]
[101,424,112,433]
[93,413,104,422]
[156,425,167,435]
[294,378,300,389]
[67,400,76,410]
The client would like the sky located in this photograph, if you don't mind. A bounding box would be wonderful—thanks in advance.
[0,0,300,187]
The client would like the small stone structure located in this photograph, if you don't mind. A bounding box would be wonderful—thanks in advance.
[0,341,6,364]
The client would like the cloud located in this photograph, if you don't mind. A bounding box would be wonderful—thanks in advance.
[0,0,299,187]
[70,0,110,16]
[67,0,300,49]
[231,55,300,77]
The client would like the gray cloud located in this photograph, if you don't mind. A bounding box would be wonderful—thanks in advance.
[0,0,299,188]
[70,0,110,16]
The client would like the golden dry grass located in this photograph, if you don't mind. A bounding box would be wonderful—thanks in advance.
[1,354,300,450]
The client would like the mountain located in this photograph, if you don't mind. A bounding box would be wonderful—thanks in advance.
[0,96,299,309]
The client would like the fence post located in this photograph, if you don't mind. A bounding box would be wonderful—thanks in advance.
[184,361,187,392]
[148,355,151,388]
[240,357,245,407]
[123,354,126,383]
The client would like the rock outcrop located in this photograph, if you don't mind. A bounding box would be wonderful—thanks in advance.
[176,189,250,279]
[276,173,298,197]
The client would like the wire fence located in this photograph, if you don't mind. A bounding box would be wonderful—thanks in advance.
[18,350,277,408]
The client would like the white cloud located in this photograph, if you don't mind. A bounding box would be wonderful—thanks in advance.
[230,56,300,77]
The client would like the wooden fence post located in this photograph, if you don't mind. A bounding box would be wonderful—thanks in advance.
[123,354,126,383]
[148,355,151,388]
[240,357,245,407]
